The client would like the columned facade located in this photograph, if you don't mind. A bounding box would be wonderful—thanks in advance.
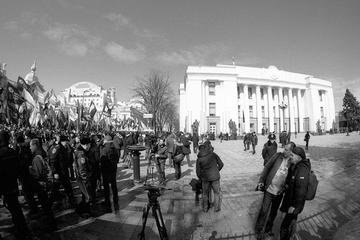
[180,65,336,135]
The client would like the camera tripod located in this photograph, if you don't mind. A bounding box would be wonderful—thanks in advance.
[138,185,169,240]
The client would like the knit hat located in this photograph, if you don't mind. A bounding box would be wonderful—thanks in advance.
[292,146,306,160]
[268,133,276,140]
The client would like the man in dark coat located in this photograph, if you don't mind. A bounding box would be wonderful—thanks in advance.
[48,135,75,208]
[261,133,278,166]
[196,141,224,212]
[192,134,199,154]
[304,131,310,150]
[243,132,252,151]
[255,142,296,239]
[74,137,93,217]
[16,135,38,214]
[251,132,258,154]
[279,147,310,240]
[0,130,32,239]
[100,135,119,212]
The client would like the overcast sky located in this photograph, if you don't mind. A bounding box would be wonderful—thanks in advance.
[1,0,359,111]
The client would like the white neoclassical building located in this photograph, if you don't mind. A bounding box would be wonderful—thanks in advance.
[179,64,336,135]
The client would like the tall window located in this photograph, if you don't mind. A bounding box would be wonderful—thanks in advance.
[272,89,275,100]
[260,88,264,100]
[320,107,324,117]
[319,90,323,102]
[249,105,253,117]
[273,106,276,117]
[237,86,241,99]
[248,87,253,99]
[209,103,216,116]
[209,82,215,95]
[261,106,265,118]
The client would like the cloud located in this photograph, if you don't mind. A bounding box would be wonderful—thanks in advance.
[104,42,145,63]
[156,43,234,65]
[2,20,33,39]
[104,12,165,41]
[43,23,100,56]
[105,13,131,28]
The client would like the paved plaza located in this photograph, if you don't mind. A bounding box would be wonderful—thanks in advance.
[1,133,360,240]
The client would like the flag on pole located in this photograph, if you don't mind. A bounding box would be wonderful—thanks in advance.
[69,108,78,121]
[89,101,97,119]
[102,102,111,117]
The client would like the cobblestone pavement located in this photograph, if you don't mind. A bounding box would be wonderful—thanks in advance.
[1,132,360,240]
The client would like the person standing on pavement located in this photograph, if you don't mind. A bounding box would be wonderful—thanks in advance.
[279,147,310,240]
[73,137,93,217]
[251,132,258,154]
[151,136,167,185]
[255,142,296,239]
[29,138,58,231]
[48,134,76,208]
[261,133,278,166]
[0,130,33,240]
[196,140,224,212]
[181,133,192,167]
[192,133,199,154]
[88,135,101,204]
[16,134,38,215]
[100,135,119,213]
[243,132,251,151]
[166,132,176,167]
[172,136,185,180]
[304,131,310,150]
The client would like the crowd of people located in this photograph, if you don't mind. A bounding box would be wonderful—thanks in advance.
[0,124,313,240]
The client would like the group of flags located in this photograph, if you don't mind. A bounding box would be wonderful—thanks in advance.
[0,70,116,130]
[0,68,146,131]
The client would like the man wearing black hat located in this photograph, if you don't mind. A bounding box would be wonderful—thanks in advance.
[279,147,310,240]
[262,133,278,166]
[48,134,75,208]
[74,136,93,217]
[0,130,32,239]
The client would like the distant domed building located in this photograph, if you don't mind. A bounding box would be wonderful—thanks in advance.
[60,81,116,110]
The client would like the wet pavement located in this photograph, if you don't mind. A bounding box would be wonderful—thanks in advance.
[1,132,360,240]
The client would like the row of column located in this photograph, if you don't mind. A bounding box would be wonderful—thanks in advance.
[239,85,305,133]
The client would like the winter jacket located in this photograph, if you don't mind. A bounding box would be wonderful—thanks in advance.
[258,152,287,190]
[113,135,122,150]
[0,146,20,195]
[262,141,278,165]
[196,147,224,181]
[74,145,91,181]
[100,143,119,180]
[29,154,47,181]
[280,158,311,215]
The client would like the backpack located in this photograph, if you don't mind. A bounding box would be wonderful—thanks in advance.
[305,170,318,200]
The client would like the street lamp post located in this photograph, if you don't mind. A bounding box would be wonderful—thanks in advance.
[279,101,288,132]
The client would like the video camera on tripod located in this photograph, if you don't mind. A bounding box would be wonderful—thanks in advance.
[139,184,171,240]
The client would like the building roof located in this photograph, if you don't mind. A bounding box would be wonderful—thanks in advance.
[186,64,332,88]
[68,81,102,90]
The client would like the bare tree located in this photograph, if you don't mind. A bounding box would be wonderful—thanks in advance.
[133,70,177,134]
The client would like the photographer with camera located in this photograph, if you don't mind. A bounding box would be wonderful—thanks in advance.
[255,142,296,239]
